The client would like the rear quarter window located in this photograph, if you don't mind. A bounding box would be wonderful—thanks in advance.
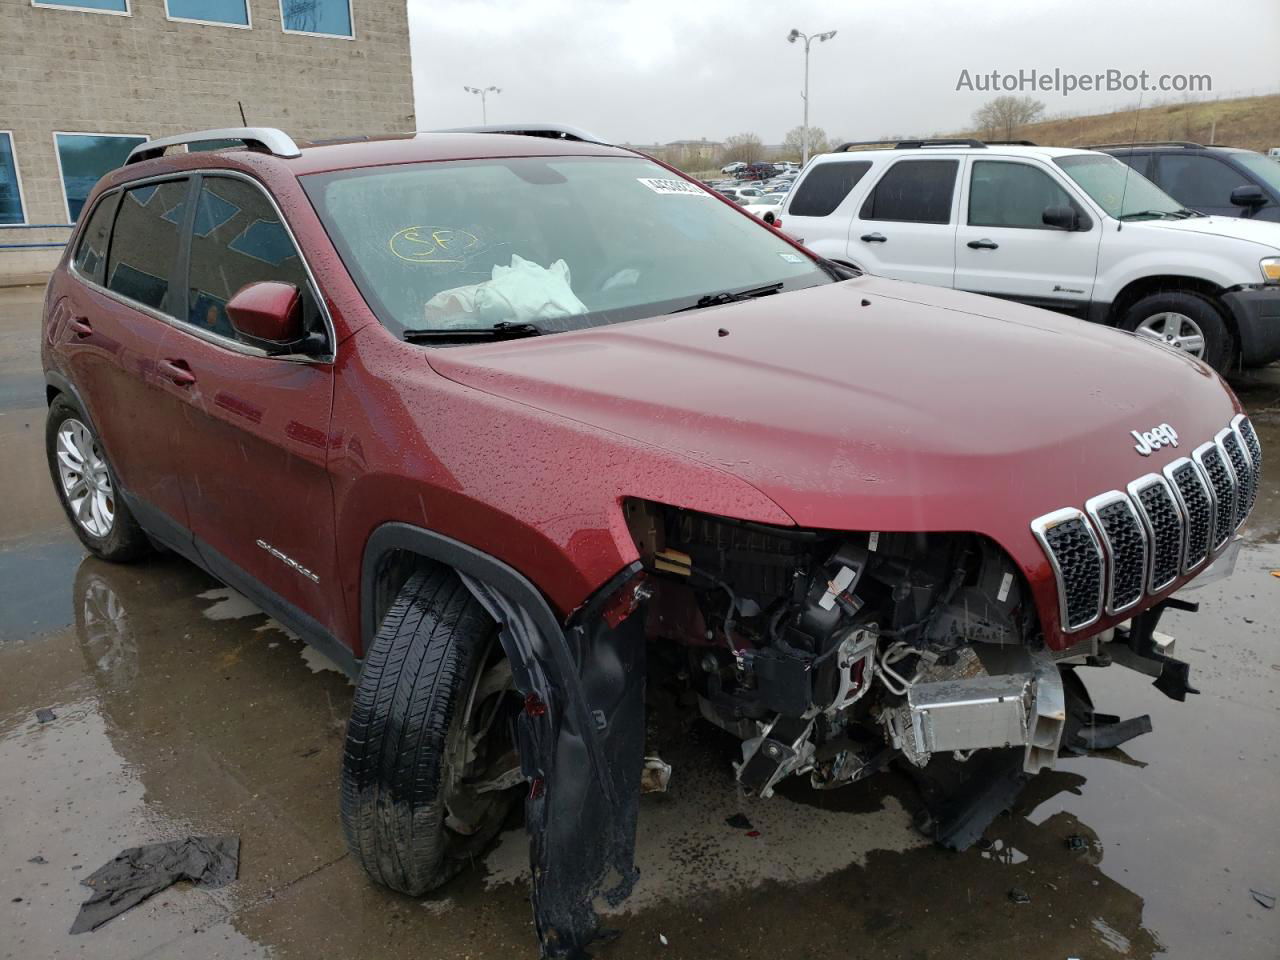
[72,192,120,286]
[788,161,872,217]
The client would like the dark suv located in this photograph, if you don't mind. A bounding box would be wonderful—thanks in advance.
[42,125,1260,958]
[1098,141,1280,221]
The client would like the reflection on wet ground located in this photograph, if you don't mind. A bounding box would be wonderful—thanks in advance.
[2,285,1278,958]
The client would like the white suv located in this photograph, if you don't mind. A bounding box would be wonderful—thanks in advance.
[780,139,1280,371]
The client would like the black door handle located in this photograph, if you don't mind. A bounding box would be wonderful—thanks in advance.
[967,239,999,250]
[860,232,887,243]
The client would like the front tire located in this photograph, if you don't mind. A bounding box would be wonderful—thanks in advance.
[341,567,519,896]
[46,396,150,562]
[1119,291,1233,372]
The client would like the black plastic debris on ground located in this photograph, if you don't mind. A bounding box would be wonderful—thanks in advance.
[724,813,754,831]
[1008,887,1031,905]
[28,855,48,864]
[1251,889,1276,910]
[70,836,239,934]
[35,708,56,723]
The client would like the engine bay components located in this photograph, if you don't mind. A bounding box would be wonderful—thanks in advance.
[624,499,1163,816]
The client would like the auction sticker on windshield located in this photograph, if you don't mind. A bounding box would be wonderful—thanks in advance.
[637,178,712,197]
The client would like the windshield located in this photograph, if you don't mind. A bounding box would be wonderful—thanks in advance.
[1055,154,1187,219]
[1235,153,1280,196]
[303,155,829,337]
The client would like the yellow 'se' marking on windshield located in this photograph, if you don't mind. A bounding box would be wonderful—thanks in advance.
[389,226,482,264]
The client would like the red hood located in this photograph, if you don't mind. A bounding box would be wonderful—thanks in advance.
[426,275,1241,639]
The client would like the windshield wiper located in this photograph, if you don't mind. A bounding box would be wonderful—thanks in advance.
[1119,209,1181,221]
[672,282,785,313]
[402,321,544,343]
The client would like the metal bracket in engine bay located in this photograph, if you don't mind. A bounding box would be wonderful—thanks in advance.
[884,646,1067,775]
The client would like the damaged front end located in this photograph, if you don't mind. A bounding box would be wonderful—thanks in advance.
[490,501,1215,958]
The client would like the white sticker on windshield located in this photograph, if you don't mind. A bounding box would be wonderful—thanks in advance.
[637,178,711,197]
[778,253,804,263]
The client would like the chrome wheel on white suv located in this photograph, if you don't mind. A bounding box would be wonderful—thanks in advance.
[1133,311,1206,358]
[56,418,115,537]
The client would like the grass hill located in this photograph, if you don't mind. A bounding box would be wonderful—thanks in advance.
[973,93,1280,152]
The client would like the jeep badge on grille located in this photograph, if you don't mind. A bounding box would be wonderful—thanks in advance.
[1132,423,1179,456]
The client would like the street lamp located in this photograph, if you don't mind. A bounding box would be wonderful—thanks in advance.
[786,28,837,166]
[463,85,501,124]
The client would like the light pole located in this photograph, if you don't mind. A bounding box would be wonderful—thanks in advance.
[786,28,837,166]
[463,85,501,124]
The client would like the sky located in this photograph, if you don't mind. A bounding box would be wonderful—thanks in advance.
[407,0,1279,146]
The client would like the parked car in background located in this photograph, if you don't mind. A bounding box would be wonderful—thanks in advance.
[717,186,762,204]
[721,160,747,174]
[738,162,779,181]
[781,138,1280,371]
[1098,141,1280,222]
[742,192,787,223]
[41,122,1262,960]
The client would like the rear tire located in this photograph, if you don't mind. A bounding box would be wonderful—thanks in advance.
[1119,291,1233,372]
[46,396,150,562]
[341,567,518,896]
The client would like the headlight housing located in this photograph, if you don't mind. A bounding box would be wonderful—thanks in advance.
[1262,258,1280,283]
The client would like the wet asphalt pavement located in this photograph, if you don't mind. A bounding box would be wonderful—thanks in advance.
[1,283,1278,960]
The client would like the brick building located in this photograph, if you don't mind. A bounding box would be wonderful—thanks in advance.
[0,0,415,283]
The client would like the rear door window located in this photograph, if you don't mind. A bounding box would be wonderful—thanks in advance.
[860,160,959,223]
[788,161,871,216]
[105,179,189,314]
[184,176,321,344]
[72,191,120,285]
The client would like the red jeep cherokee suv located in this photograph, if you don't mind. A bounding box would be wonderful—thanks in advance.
[42,125,1261,957]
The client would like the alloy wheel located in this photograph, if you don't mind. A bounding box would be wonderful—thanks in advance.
[56,419,115,538]
[1134,311,1206,358]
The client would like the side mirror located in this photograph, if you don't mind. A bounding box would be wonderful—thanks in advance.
[1230,184,1266,208]
[1042,205,1081,230]
[226,281,306,351]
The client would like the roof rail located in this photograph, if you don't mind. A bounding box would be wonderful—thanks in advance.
[126,127,301,165]
[894,138,988,149]
[836,137,990,152]
[426,123,610,145]
[1087,140,1205,151]
[984,139,1038,146]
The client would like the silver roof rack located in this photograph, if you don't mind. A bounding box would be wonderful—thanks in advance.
[426,123,611,145]
[126,127,301,165]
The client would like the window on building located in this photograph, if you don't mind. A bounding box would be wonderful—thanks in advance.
[788,161,871,217]
[280,0,352,37]
[185,177,318,343]
[54,133,147,223]
[968,161,1082,229]
[859,160,959,224]
[0,133,26,226]
[106,179,189,314]
[32,0,129,14]
[166,0,249,26]
[73,191,121,285]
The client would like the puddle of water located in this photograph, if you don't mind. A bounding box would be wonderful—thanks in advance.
[482,741,926,913]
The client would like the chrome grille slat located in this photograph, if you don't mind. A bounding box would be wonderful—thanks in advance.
[1164,458,1213,572]
[1220,428,1251,529]
[1032,417,1261,633]
[1194,441,1236,549]
[1031,508,1104,632]
[1085,491,1147,614]
[1127,474,1184,593]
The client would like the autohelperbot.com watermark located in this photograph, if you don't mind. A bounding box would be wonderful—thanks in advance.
[956,68,1212,98]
